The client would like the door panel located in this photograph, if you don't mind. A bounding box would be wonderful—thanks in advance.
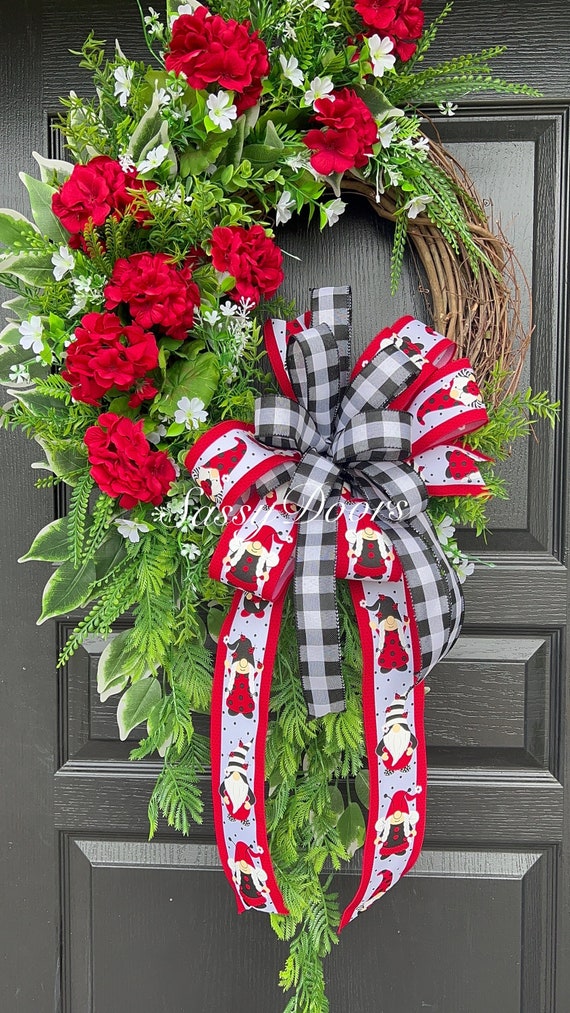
[1,1,569,1010]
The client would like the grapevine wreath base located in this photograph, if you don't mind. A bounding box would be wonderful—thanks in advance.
[0,1,558,1009]
[343,142,530,399]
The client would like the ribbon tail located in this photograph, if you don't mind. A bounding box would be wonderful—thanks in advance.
[211,590,288,916]
[294,511,346,718]
[339,579,427,931]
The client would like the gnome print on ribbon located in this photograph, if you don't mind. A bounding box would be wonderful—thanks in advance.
[196,437,248,500]
[225,635,261,718]
[417,366,483,426]
[229,842,270,909]
[345,515,395,580]
[445,447,482,483]
[375,789,421,859]
[240,593,268,619]
[377,695,418,774]
[219,740,256,823]
[357,870,393,913]
[365,594,410,672]
[224,527,286,591]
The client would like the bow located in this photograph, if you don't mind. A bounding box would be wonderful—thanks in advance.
[185,287,490,926]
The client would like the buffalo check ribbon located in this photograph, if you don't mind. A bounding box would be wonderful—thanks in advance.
[185,288,490,926]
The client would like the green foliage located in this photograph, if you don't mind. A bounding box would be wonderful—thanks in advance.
[67,472,94,567]
[147,733,210,836]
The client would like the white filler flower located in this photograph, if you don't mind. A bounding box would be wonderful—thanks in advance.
[174,396,208,430]
[368,35,396,77]
[19,316,44,354]
[275,190,296,226]
[114,519,150,544]
[377,119,398,149]
[405,195,433,219]
[322,198,346,226]
[113,66,134,108]
[279,54,304,88]
[51,245,75,281]
[304,76,334,107]
[138,144,169,174]
[206,91,238,132]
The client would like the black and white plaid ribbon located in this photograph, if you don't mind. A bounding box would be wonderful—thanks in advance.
[254,287,464,718]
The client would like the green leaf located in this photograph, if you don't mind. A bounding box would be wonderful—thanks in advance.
[18,172,69,244]
[0,323,24,347]
[354,84,393,118]
[0,345,48,385]
[0,208,39,247]
[263,120,285,150]
[328,786,345,824]
[180,135,227,177]
[166,421,186,437]
[157,352,220,417]
[117,677,162,740]
[37,559,97,624]
[9,390,69,417]
[31,151,74,185]
[127,92,163,162]
[32,437,87,484]
[0,251,55,287]
[94,530,127,582]
[355,769,370,810]
[223,115,246,168]
[2,294,30,319]
[337,801,366,858]
[19,517,70,563]
[242,143,282,168]
[97,629,147,703]
[206,607,225,643]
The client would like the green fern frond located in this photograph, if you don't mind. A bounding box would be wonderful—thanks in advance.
[67,472,94,567]
[147,734,209,837]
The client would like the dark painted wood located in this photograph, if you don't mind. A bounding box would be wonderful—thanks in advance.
[0,2,59,1009]
[1,2,569,1011]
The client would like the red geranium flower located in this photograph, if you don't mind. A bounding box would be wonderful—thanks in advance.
[303,128,361,176]
[128,378,159,408]
[303,89,379,175]
[84,413,176,508]
[165,8,269,115]
[52,156,157,236]
[104,252,201,341]
[62,312,159,406]
[314,90,378,151]
[210,225,284,305]
[354,0,424,61]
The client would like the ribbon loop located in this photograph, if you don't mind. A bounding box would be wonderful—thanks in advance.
[286,324,342,440]
[331,410,412,464]
[255,396,327,456]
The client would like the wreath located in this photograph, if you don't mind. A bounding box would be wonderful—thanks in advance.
[0,1,558,1009]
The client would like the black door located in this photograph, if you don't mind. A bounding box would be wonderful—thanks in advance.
[1,1,569,1010]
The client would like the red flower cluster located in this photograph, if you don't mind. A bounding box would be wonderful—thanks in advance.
[84,413,176,508]
[303,89,379,176]
[52,156,156,237]
[165,8,269,115]
[210,225,284,305]
[355,0,424,61]
[104,252,201,341]
[62,312,159,407]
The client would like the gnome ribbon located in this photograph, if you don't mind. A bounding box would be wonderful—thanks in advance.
[185,287,490,926]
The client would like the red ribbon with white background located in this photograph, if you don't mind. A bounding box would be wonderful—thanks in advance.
[185,292,489,927]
